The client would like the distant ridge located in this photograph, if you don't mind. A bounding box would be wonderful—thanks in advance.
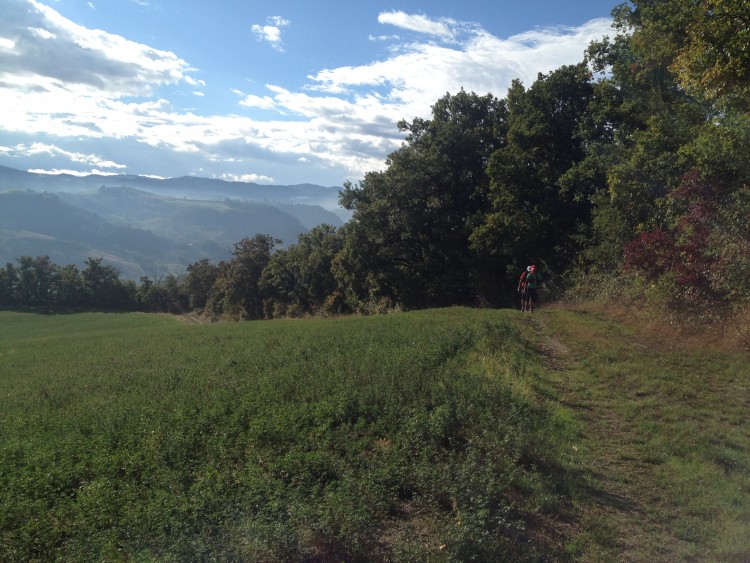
[0,166,344,213]
[0,167,347,278]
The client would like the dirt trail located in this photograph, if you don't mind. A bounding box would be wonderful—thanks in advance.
[522,310,701,562]
[527,313,571,367]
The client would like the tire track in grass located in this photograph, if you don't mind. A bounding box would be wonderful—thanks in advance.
[519,307,706,561]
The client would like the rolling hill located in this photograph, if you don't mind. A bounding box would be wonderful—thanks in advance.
[0,167,346,279]
[0,166,345,214]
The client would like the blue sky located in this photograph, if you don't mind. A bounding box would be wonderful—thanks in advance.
[0,0,620,187]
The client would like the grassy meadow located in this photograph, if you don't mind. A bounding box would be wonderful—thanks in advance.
[0,308,570,561]
[1,307,748,561]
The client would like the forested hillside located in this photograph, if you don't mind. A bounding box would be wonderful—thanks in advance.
[0,187,342,280]
[2,0,748,322]
[333,0,750,316]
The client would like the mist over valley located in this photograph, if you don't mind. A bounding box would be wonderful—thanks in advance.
[0,166,345,279]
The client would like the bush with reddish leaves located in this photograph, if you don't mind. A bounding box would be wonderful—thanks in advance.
[623,171,737,306]
[623,229,677,280]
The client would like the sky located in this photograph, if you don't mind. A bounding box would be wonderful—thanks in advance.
[0,0,621,188]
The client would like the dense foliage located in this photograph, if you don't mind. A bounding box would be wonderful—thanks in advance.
[3,0,748,318]
[0,256,183,313]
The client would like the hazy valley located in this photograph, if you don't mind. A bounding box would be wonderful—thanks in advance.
[0,166,345,278]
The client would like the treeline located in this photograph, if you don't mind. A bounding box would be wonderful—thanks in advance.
[4,0,749,319]
[338,0,750,317]
[0,256,187,313]
[0,229,342,317]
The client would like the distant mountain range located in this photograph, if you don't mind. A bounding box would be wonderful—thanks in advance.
[0,166,346,279]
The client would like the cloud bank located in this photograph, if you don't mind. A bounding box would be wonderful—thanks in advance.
[0,0,614,185]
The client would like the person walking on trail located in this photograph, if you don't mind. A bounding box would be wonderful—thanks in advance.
[518,266,531,312]
[525,265,542,312]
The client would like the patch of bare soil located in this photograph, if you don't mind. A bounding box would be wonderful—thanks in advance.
[175,312,213,324]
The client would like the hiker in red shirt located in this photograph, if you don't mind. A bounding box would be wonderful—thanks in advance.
[518,266,531,312]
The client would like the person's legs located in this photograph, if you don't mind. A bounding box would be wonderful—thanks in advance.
[528,288,538,312]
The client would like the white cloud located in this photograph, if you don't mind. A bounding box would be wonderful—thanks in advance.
[307,18,614,125]
[269,16,289,27]
[184,76,206,87]
[369,34,400,42]
[0,0,196,98]
[28,27,55,39]
[378,11,457,42]
[11,142,127,169]
[239,93,277,110]
[0,1,615,184]
[221,172,275,184]
[251,16,290,51]
[28,168,120,176]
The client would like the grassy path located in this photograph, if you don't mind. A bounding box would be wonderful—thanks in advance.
[518,306,750,561]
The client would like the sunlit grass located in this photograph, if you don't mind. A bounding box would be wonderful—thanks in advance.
[4,306,745,560]
[0,308,572,561]
[535,306,750,561]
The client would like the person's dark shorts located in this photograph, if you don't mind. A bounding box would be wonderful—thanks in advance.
[527,288,538,301]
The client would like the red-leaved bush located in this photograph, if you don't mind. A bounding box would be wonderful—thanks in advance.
[624,170,724,301]
[623,229,677,279]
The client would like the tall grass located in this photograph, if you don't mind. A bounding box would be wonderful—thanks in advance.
[0,309,570,561]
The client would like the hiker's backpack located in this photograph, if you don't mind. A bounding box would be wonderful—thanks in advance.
[518,271,527,289]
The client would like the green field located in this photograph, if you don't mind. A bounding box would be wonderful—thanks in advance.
[1,308,748,561]
[0,309,570,561]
